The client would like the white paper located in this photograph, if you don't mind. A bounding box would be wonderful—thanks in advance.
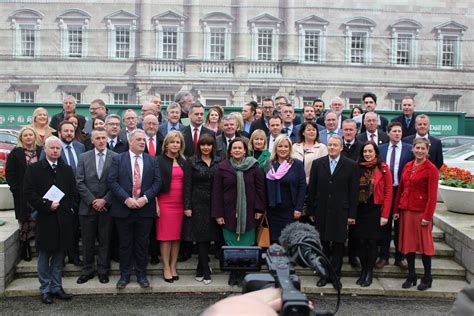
[43,185,65,203]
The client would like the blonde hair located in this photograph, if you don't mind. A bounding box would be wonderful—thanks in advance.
[230,112,244,132]
[162,130,185,158]
[205,106,224,127]
[30,107,55,144]
[31,107,49,127]
[270,134,293,163]
[248,129,267,151]
[16,126,39,149]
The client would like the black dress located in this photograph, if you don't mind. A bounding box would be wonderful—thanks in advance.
[354,192,383,240]
[185,156,221,242]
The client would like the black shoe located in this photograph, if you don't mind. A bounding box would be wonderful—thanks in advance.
[360,270,373,287]
[116,278,129,289]
[76,274,94,284]
[236,272,245,287]
[332,276,342,291]
[402,275,417,289]
[40,293,53,304]
[52,288,73,300]
[137,277,150,288]
[98,274,109,284]
[417,277,432,291]
[150,256,160,265]
[317,277,328,287]
[172,275,179,281]
[228,272,238,286]
[162,272,174,283]
[356,270,367,285]
[349,257,361,268]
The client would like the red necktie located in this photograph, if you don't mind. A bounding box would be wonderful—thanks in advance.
[148,137,155,156]
[370,133,375,142]
[133,155,141,199]
[193,127,199,149]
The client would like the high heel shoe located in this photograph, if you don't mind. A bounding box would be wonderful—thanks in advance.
[172,275,179,281]
[356,270,366,285]
[402,275,417,289]
[162,271,174,283]
[417,277,432,291]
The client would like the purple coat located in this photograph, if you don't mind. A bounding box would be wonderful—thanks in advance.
[212,159,265,232]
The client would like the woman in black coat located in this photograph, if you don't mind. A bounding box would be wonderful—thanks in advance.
[5,126,43,261]
[184,133,221,285]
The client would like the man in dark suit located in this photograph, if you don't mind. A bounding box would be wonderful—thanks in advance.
[267,116,283,153]
[316,97,348,129]
[159,103,184,137]
[105,114,129,153]
[357,111,389,146]
[340,118,364,268]
[275,96,302,125]
[307,135,359,289]
[83,99,108,134]
[320,111,343,145]
[378,122,414,270]
[390,96,417,138]
[216,114,249,160]
[249,98,274,136]
[24,136,78,304]
[107,129,161,289]
[137,102,159,129]
[118,109,138,142]
[50,95,86,131]
[76,128,118,285]
[279,104,300,143]
[355,93,389,133]
[402,114,443,169]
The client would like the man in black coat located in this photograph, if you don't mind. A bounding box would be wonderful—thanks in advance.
[390,96,417,138]
[316,97,348,130]
[49,95,86,131]
[307,135,359,289]
[24,136,79,304]
[105,114,129,153]
[249,98,274,136]
[355,93,389,133]
[357,112,390,146]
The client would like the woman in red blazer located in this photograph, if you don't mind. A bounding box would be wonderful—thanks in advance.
[394,137,439,291]
[354,141,393,287]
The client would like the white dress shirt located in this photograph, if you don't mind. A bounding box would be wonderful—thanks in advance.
[61,141,78,167]
[94,148,107,176]
[386,142,402,186]
[366,130,379,145]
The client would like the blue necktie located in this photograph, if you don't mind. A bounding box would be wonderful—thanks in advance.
[330,159,336,175]
[406,117,411,127]
[66,145,76,172]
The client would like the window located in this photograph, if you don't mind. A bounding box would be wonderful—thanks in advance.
[396,34,412,65]
[67,92,82,104]
[303,31,320,62]
[113,93,129,105]
[160,94,174,107]
[393,99,402,111]
[435,21,467,69]
[296,15,328,63]
[249,13,282,61]
[439,99,455,112]
[348,98,361,110]
[153,10,186,60]
[209,28,226,60]
[20,25,36,57]
[441,36,457,67]
[20,91,35,103]
[201,12,234,61]
[390,19,422,67]
[258,29,273,61]
[57,9,90,58]
[343,17,375,65]
[115,26,130,58]
[162,26,178,59]
[10,9,43,58]
[105,10,137,60]
[67,25,83,57]
[350,32,367,64]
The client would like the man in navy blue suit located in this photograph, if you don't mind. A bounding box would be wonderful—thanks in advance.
[378,122,414,270]
[280,104,300,144]
[390,96,417,138]
[402,114,443,169]
[107,129,161,289]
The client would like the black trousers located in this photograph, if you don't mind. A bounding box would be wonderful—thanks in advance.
[347,225,358,259]
[114,213,153,279]
[79,212,113,276]
[66,210,81,261]
[322,241,344,277]
[149,219,160,259]
[378,186,405,262]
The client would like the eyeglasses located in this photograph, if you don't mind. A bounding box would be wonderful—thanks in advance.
[107,123,120,126]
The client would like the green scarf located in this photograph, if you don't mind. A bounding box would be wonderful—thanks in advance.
[230,156,258,239]
[251,149,271,174]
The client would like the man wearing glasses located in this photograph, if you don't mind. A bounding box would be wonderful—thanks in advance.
[83,99,108,134]
[249,98,274,136]
[105,114,129,153]
[118,109,138,141]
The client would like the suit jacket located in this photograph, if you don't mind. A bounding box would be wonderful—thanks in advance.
[341,138,364,162]
[157,122,185,137]
[108,137,129,154]
[249,117,269,136]
[5,146,43,221]
[402,134,443,169]
[357,130,390,146]
[180,125,215,157]
[144,132,164,156]
[379,142,414,183]
[50,111,86,131]
[118,128,137,143]
[391,113,418,138]
[319,129,343,145]
[359,112,389,133]
[107,151,161,218]
[283,125,300,144]
[76,149,118,216]
[316,114,348,128]
[39,140,85,171]
[307,155,359,243]
[23,159,79,252]
[215,133,249,161]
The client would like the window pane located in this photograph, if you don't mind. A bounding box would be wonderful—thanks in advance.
[396,34,412,65]
[113,93,129,105]
[162,26,177,59]
[439,99,455,111]
[442,36,456,67]
[304,30,320,62]
[351,32,366,64]
[394,99,402,110]
[20,91,35,103]
[210,28,226,61]
[348,98,360,109]
[20,25,35,57]
[115,26,130,58]
[161,94,174,107]
[66,92,82,104]
[258,29,273,61]
[68,25,83,58]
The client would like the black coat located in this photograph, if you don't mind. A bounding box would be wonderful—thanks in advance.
[249,117,270,136]
[50,111,86,131]
[391,113,418,138]
[341,139,363,162]
[180,125,215,157]
[23,159,79,252]
[307,155,359,243]
[108,137,129,153]
[5,146,43,221]
[357,130,390,146]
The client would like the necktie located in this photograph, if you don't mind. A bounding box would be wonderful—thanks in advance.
[370,133,375,142]
[148,137,155,156]
[109,139,115,150]
[51,163,57,172]
[227,138,232,147]
[330,159,337,175]
[344,142,351,150]
[389,145,396,178]
[193,127,199,149]
[97,152,105,178]
[171,125,176,131]
[406,117,411,127]
[132,155,141,199]
[66,145,76,172]
[329,131,335,136]
[282,128,288,134]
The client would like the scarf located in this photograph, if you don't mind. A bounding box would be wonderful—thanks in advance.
[230,156,258,239]
[251,150,271,175]
[358,160,378,203]
[265,160,292,208]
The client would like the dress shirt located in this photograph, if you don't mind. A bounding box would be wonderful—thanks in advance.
[226,135,235,148]
[244,121,251,133]
[268,135,278,153]
[329,155,340,174]
[190,125,203,138]
[129,151,143,181]
[386,142,402,186]
[167,122,180,133]
[94,148,107,176]
[327,128,340,142]
[61,141,78,167]
[108,137,118,148]
[46,159,58,169]
[415,133,429,140]
[343,139,355,148]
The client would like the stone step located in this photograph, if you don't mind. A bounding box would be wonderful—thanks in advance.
[389,241,454,257]
[15,256,466,280]
[4,274,468,299]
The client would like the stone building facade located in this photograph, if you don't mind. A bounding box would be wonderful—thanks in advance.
[0,0,472,113]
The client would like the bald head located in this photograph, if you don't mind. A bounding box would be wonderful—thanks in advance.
[364,111,378,133]
[142,114,159,137]
[141,102,158,118]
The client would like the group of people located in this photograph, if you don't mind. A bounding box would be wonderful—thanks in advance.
[5,91,443,304]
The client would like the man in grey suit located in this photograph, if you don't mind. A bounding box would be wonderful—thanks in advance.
[76,128,118,284]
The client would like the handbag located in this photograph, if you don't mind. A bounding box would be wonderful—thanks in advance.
[257,215,270,248]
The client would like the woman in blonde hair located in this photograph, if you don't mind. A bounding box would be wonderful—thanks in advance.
[265,135,306,243]
[230,112,245,135]
[6,126,43,261]
[30,107,55,145]
[156,131,191,283]
[248,129,270,173]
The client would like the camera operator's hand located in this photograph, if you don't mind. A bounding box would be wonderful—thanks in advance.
[216,217,225,225]
[255,213,263,220]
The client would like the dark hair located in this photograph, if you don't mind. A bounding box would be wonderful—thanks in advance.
[313,99,325,106]
[298,121,320,144]
[268,115,282,124]
[189,103,204,113]
[196,133,217,159]
[350,106,364,118]
[245,102,257,114]
[92,117,105,127]
[362,92,377,103]
[227,137,248,158]
[58,120,75,133]
[359,141,383,172]
[387,121,402,133]
[64,113,84,142]
[261,98,274,105]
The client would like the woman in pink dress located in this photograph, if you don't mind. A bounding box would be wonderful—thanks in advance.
[156,131,191,283]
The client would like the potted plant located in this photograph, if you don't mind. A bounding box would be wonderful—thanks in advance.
[438,165,474,215]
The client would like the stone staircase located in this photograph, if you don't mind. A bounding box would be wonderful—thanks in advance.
[3,226,470,298]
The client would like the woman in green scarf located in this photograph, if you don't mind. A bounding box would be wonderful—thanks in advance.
[212,138,266,286]
[248,129,271,174]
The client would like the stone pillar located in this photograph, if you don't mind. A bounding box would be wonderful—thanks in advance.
[284,0,297,62]
[185,0,201,60]
[139,0,152,58]
[234,0,249,60]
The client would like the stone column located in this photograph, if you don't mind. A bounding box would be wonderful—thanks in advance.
[284,0,297,62]
[139,0,152,58]
[234,0,249,60]
[185,0,201,60]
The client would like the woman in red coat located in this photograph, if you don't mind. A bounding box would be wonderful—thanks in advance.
[354,141,393,287]
[394,137,438,291]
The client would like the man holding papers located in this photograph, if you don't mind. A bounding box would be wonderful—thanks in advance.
[24,136,79,304]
